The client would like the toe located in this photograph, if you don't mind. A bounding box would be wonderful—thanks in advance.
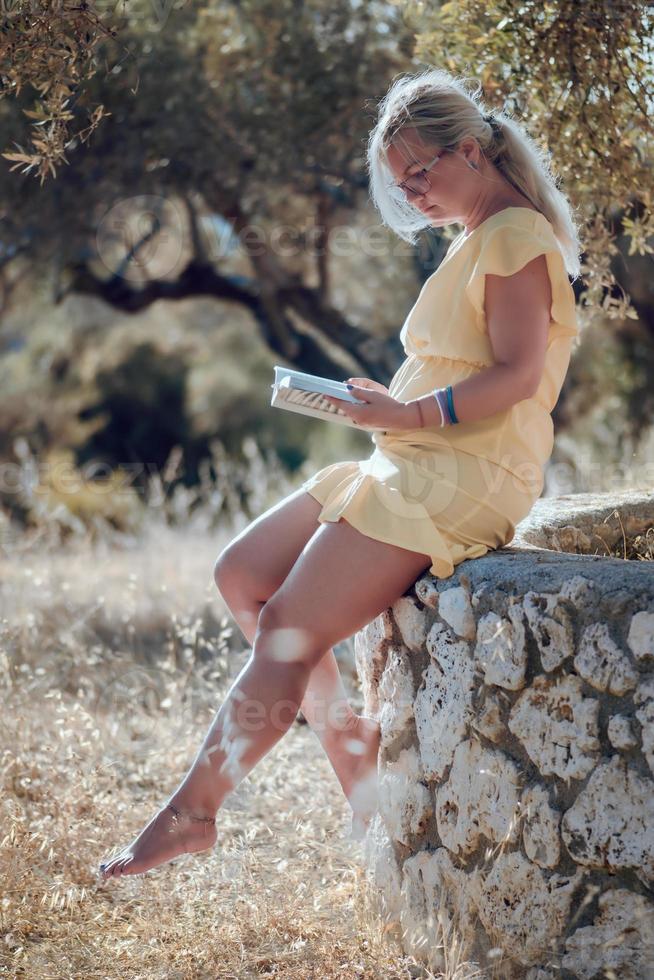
[101,853,128,878]
[99,859,113,878]
[117,856,135,876]
[114,855,133,876]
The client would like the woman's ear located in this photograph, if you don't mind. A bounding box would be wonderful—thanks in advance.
[458,137,480,170]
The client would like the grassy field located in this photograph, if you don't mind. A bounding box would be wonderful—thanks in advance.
[0,495,486,979]
[1,352,650,977]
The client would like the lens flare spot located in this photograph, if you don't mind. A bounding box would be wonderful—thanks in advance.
[262,626,317,663]
[344,736,366,757]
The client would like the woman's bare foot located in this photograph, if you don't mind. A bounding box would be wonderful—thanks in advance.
[99,801,217,879]
[333,715,381,837]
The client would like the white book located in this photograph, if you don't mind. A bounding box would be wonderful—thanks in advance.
[270,365,383,431]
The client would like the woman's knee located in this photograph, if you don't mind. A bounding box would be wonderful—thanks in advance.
[213,545,284,618]
[254,598,328,667]
[213,543,250,598]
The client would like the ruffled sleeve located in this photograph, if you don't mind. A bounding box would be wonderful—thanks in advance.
[464,216,579,342]
[399,210,578,368]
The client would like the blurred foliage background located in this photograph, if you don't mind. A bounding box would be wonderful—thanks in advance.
[0,0,653,544]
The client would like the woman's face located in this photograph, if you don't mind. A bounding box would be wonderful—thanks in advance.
[385,126,476,228]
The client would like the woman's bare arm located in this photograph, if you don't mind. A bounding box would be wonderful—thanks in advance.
[405,253,552,427]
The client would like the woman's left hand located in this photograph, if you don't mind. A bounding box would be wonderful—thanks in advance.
[323,385,417,430]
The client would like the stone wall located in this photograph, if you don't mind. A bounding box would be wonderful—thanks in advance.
[357,490,654,979]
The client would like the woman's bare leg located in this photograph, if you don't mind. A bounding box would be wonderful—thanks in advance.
[222,591,381,825]
[99,513,431,878]
[211,487,381,814]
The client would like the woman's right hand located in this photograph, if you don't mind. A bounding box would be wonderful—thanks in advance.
[345,377,390,395]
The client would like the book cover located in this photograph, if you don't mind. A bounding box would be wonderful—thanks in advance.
[270,365,384,431]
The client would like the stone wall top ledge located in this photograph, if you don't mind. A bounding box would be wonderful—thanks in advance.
[415,490,654,598]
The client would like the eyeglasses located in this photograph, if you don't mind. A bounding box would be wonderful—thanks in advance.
[387,149,446,198]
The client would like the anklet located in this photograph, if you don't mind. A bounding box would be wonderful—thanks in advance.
[167,802,216,824]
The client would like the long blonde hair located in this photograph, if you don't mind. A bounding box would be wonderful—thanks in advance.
[366,67,583,280]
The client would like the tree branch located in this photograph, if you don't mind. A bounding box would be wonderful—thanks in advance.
[61,255,401,382]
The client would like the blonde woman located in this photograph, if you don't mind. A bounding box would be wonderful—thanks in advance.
[100,67,582,878]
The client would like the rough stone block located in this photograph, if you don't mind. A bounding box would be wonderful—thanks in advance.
[628,610,654,662]
[415,622,475,780]
[379,745,433,845]
[509,675,600,781]
[475,852,583,967]
[522,589,574,671]
[377,645,415,749]
[435,738,521,856]
[574,621,638,695]
[561,755,654,883]
[438,584,476,640]
[475,604,528,690]
[562,888,654,979]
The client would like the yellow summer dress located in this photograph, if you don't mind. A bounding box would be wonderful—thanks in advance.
[300,207,579,578]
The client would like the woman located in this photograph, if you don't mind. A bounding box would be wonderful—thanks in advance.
[99,67,582,878]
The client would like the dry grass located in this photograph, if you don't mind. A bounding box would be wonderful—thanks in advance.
[0,510,478,979]
[3,420,648,976]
